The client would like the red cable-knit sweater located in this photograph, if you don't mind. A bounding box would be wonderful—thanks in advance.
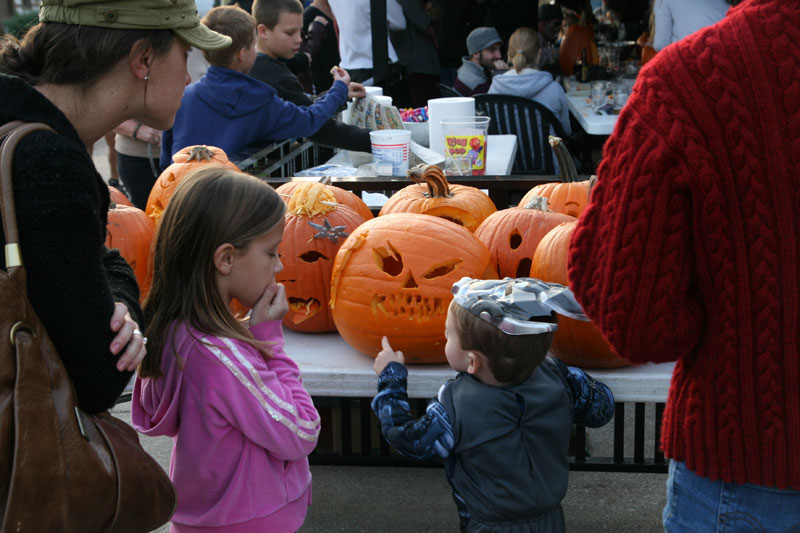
[568,0,800,490]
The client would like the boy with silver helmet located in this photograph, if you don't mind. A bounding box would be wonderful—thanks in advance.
[372,277,614,532]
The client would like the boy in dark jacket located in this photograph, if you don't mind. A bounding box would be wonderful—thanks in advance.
[248,0,372,153]
[161,4,350,168]
[372,277,615,532]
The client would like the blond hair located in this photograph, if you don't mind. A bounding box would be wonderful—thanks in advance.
[507,27,540,72]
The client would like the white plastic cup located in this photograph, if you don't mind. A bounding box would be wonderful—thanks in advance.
[440,116,490,175]
[370,129,411,176]
[591,81,607,111]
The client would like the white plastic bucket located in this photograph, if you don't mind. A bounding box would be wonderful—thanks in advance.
[370,129,411,176]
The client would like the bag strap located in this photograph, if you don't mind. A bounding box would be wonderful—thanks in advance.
[0,121,56,269]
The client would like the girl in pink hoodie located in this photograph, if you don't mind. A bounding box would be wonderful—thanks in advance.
[132,166,320,532]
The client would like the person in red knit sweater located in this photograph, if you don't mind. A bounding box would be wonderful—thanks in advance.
[568,0,800,530]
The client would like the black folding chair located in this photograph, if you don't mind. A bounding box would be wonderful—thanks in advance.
[437,82,462,98]
[474,93,589,175]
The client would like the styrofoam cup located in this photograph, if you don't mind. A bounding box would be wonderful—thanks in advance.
[370,129,411,176]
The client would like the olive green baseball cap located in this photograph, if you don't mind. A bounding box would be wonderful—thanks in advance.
[38,0,232,51]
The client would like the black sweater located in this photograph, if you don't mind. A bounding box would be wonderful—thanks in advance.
[0,74,144,413]
[249,54,372,153]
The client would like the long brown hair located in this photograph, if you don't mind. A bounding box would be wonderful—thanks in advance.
[507,27,540,73]
[0,22,173,86]
[139,166,285,378]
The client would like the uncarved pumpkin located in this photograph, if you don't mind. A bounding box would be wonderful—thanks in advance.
[519,136,595,218]
[277,183,367,332]
[559,22,599,77]
[108,185,132,207]
[475,196,574,278]
[379,164,496,232]
[146,145,239,224]
[275,177,373,220]
[105,203,155,302]
[530,221,629,368]
[330,213,497,363]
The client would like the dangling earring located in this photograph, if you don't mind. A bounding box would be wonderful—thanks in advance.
[143,67,151,111]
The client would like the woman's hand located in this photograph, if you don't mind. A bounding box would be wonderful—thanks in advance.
[113,119,160,144]
[110,302,146,371]
[250,282,288,326]
[374,336,404,375]
[133,124,161,145]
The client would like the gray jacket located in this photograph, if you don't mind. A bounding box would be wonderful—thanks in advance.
[439,357,573,532]
[488,67,572,135]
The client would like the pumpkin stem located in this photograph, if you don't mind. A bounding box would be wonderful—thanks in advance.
[288,182,337,216]
[522,195,550,211]
[548,136,579,183]
[420,165,452,198]
[588,175,598,197]
[185,145,216,162]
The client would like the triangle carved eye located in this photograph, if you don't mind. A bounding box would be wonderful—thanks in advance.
[423,259,462,279]
[373,242,403,276]
[300,251,328,263]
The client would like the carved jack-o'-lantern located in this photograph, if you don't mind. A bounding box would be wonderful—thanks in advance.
[330,213,497,363]
[379,164,496,232]
[275,177,373,221]
[277,183,367,332]
[530,221,629,368]
[475,196,574,279]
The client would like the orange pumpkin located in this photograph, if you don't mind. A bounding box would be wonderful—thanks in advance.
[277,183,367,332]
[475,196,574,278]
[559,22,598,77]
[379,164,496,232]
[145,145,239,224]
[530,221,628,368]
[108,185,132,207]
[105,203,155,302]
[330,213,497,363]
[519,136,595,218]
[275,177,373,220]
[641,45,656,65]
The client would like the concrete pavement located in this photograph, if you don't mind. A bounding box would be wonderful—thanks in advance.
[111,400,666,533]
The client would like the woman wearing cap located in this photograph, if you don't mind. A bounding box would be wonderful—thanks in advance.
[0,0,230,413]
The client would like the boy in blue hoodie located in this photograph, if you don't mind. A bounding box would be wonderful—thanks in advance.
[160,4,349,168]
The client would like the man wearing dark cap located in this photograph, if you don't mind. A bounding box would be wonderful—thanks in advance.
[538,3,563,76]
[453,26,508,97]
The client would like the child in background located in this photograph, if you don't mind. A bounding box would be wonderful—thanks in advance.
[132,167,320,532]
[160,4,350,168]
[372,277,615,532]
[248,0,371,153]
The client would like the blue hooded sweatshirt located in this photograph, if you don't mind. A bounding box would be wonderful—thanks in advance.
[161,65,348,169]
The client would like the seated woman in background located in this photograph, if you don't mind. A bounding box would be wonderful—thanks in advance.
[488,27,571,136]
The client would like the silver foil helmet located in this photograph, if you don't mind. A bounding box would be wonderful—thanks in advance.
[451,277,590,335]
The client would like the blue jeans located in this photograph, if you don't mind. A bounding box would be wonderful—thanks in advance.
[663,460,800,532]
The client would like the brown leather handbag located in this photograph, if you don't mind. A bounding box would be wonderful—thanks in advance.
[0,122,176,532]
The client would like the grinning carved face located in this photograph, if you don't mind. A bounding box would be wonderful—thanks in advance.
[277,184,367,333]
[330,213,496,363]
